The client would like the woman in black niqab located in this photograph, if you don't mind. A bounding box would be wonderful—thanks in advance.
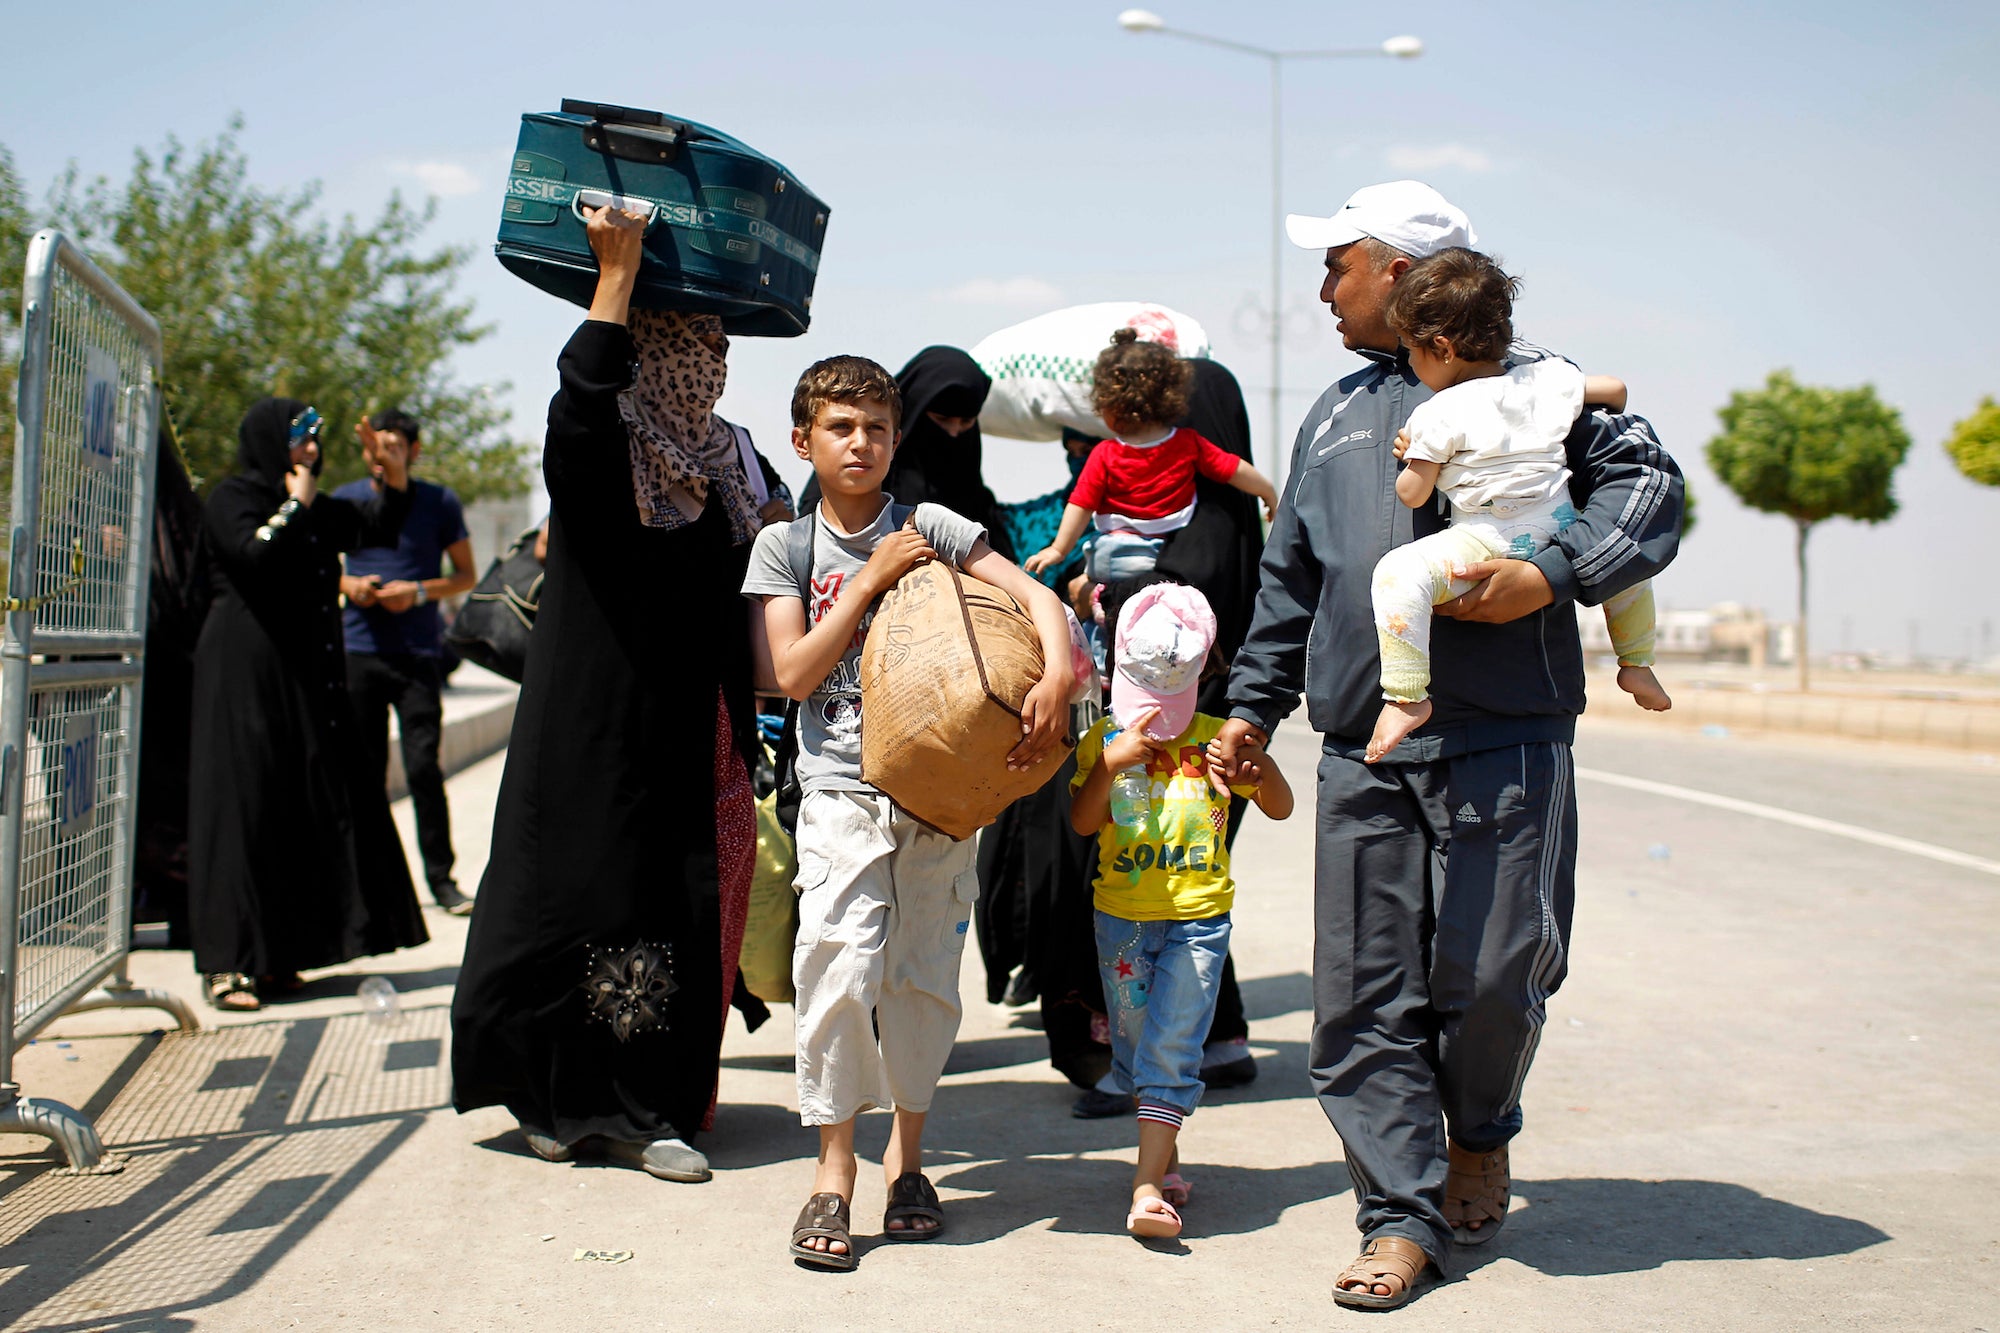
[188,397,426,1009]
[451,217,772,1182]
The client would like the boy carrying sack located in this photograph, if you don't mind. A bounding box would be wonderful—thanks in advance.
[1069,579,1292,1241]
[742,356,1073,1271]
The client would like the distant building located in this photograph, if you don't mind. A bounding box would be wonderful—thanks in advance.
[1577,601,1782,666]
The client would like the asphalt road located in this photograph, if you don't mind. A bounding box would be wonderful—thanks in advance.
[3,714,1996,1331]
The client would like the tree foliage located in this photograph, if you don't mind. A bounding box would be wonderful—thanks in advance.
[1,145,32,491]
[2,122,528,505]
[1944,396,2000,488]
[1705,370,1911,688]
[1705,370,1910,528]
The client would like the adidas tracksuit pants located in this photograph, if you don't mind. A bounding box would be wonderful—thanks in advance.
[1310,738,1577,1274]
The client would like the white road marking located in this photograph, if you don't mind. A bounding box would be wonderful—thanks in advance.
[1575,766,2000,878]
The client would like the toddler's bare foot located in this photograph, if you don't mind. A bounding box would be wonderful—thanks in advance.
[1367,698,1432,763]
[1618,665,1672,711]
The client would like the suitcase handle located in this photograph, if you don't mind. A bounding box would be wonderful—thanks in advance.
[571,189,660,230]
[560,99,695,164]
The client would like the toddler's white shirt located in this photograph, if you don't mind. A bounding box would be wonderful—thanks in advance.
[1401,357,1584,519]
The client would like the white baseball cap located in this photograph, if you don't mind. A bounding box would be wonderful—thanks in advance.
[1285,180,1478,259]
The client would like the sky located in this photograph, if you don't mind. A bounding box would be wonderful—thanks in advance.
[3,0,1996,660]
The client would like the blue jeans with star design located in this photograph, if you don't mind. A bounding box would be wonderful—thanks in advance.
[1093,911,1233,1118]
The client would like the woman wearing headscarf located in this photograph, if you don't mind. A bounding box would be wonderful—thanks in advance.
[188,398,426,1011]
[799,346,1012,558]
[451,205,780,1184]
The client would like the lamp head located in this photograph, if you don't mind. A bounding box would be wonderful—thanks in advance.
[1118,8,1166,32]
[1382,34,1424,58]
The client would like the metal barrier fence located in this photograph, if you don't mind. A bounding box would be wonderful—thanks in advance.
[2,230,196,1174]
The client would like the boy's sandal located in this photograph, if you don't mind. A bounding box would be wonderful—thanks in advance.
[205,973,260,1012]
[789,1192,857,1271]
[1125,1194,1182,1240]
[1160,1172,1193,1208]
[883,1171,945,1241]
[1332,1236,1432,1310]
[1444,1141,1510,1245]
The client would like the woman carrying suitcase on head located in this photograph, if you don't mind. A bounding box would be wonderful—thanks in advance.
[450,204,788,1182]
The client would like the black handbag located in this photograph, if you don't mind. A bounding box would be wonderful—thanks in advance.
[444,524,544,682]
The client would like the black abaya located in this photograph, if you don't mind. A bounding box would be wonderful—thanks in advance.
[134,424,209,944]
[189,398,426,977]
[450,321,760,1148]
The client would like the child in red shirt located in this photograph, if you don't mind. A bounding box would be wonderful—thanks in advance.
[1025,329,1276,582]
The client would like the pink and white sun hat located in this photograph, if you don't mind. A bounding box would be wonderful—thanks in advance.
[1112,583,1217,741]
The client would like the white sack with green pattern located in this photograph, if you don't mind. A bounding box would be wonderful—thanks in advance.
[972,302,1210,442]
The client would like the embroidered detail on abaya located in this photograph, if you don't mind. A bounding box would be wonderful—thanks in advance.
[582,941,679,1042]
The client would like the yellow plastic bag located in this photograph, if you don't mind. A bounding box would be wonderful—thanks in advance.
[739,786,798,1005]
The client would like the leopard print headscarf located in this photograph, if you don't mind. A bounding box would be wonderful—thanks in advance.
[617,310,763,543]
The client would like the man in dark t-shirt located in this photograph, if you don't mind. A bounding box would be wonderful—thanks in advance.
[337,409,478,914]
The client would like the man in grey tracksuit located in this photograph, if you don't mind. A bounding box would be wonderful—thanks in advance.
[1214,182,1683,1305]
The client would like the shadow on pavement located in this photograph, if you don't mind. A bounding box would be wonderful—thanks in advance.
[0,1005,450,1331]
[1461,1177,1891,1277]
[934,1154,1347,1244]
[1235,970,1313,1022]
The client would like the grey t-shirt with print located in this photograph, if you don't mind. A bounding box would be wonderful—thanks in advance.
[741,500,987,793]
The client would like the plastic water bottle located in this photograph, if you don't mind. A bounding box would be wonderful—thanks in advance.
[1109,767,1151,830]
[357,975,400,1028]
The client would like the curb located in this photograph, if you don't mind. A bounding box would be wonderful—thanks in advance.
[1596,674,2000,752]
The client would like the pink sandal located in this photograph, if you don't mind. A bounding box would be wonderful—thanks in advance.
[1126,1195,1182,1239]
[1160,1172,1193,1208]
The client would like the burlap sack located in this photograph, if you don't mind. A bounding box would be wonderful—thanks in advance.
[859,561,1071,840]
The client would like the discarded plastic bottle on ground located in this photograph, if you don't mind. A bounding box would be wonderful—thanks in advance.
[358,975,400,1027]
[1110,767,1151,830]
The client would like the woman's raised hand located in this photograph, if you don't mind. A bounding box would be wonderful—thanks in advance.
[583,204,650,326]
[286,442,319,507]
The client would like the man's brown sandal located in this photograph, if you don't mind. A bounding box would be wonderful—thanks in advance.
[883,1171,945,1241]
[1444,1141,1510,1245]
[789,1192,856,1271]
[1332,1235,1432,1310]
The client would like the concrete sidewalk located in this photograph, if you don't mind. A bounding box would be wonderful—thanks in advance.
[2,719,1996,1330]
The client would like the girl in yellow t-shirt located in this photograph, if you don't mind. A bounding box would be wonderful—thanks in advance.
[1069,582,1293,1240]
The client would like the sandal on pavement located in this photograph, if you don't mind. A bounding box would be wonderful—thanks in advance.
[1332,1236,1433,1310]
[883,1171,945,1241]
[206,973,260,1012]
[1160,1172,1193,1208]
[1126,1194,1182,1239]
[790,1192,857,1271]
[1444,1141,1510,1245]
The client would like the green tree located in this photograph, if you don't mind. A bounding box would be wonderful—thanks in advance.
[1,144,34,493]
[2,122,527,509]
[1944,397,2000,488]
[1706,370,1910,691]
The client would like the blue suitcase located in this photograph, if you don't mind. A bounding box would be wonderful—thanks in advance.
[495,99,829,337]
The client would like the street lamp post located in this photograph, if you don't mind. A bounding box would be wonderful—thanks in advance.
[1117,10,1420,496]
